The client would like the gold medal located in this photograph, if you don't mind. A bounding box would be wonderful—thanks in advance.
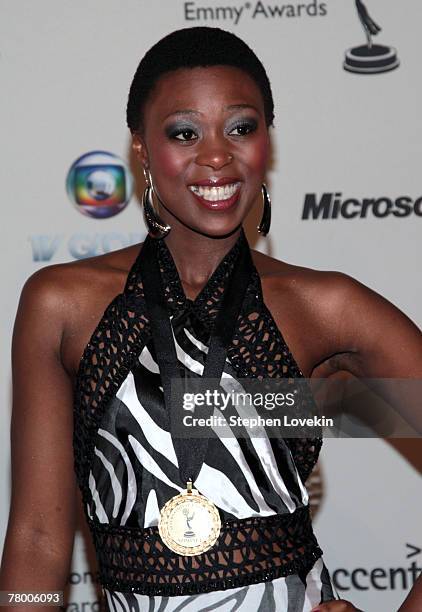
[158,481,221,556]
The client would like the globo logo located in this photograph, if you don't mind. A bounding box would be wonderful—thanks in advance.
[66,151,133,219]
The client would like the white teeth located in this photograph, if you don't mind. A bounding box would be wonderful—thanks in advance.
[189,182,240,201]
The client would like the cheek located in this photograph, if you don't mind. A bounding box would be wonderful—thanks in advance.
[243,135,269,177]
[150,142,190,181]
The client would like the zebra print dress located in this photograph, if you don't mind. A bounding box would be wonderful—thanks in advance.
[73,228,339,611]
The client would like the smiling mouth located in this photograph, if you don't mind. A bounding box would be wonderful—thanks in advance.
[188,182,241,202]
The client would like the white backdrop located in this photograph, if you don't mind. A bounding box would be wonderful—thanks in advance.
[1,1,421,610]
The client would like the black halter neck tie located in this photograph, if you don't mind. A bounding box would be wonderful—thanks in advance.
[139,228,254,486]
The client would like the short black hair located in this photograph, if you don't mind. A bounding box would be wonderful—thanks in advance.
[126,26,274,133]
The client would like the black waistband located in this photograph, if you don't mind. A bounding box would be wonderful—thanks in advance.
[89,505,323,597]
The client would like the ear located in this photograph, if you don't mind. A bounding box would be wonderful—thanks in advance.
[131,132,149,171]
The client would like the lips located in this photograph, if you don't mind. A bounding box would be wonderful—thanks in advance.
[187,176,242,209]
[189,182,241,202]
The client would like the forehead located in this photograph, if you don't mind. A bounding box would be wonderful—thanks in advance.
[144,65,265,119]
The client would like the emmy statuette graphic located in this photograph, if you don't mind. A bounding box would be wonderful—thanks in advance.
[344,1,400,74]
[182,506,195,538]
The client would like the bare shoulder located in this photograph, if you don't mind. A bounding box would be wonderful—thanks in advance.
[254,249,416,325]
[17,243,143,377]
[22,245,141,310]
[251,247,359,312]
[250,248,421,377]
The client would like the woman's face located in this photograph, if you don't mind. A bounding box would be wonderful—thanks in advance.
[132,65,270,238]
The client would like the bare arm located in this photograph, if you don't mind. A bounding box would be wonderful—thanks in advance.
[321,274,422,610]
[291,271,421,611]
[0,267,77,610]
[329,274,422,431]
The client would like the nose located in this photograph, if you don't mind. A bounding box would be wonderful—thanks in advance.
[194,135,233,170]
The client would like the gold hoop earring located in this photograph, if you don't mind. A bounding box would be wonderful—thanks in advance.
[257,183,271,236]
[142,168,171,239]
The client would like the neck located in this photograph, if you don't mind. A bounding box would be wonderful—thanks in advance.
[162,225,242,293]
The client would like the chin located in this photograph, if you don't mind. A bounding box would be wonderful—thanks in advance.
[191,219,244,239]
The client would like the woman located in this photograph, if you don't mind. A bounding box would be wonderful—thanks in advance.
[1,26,421,612]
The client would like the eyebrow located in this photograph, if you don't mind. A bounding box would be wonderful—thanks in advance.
[164,104,260,119]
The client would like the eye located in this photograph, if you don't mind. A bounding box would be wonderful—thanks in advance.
[228,120,258,137]
[175,129,198,141]
[167,127,199,142]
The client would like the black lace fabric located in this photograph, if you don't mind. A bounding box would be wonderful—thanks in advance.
[90,506,322,596]
[73,232,323,596]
